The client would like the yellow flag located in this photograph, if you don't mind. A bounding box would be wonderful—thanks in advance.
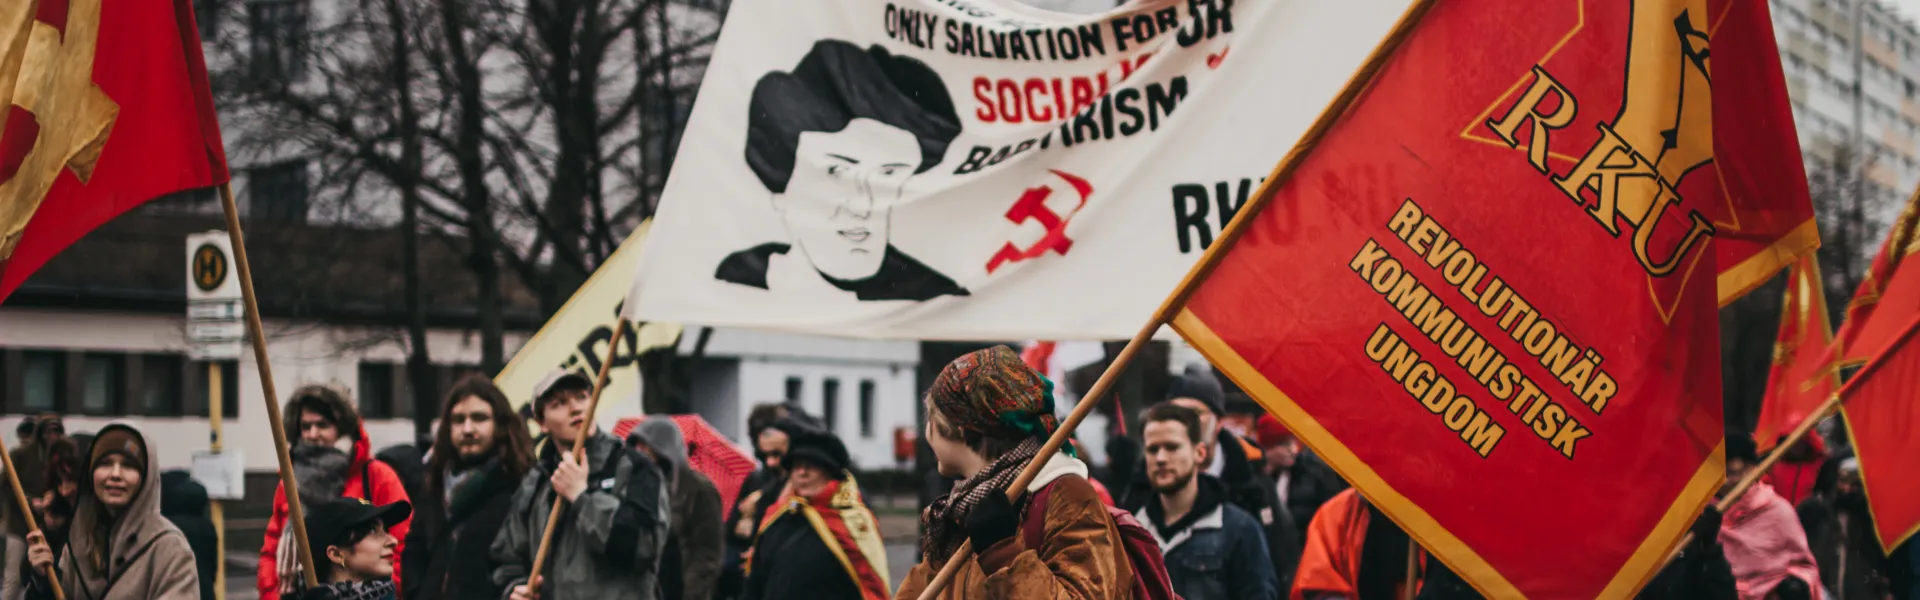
[496,220,683,411]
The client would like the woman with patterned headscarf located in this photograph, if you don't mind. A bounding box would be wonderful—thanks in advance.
[895,346,1133,600]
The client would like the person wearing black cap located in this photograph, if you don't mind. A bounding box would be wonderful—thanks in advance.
[742,425,887,600]
[490,370,670,600]
[25,424,199,600]
[294,498,413,600]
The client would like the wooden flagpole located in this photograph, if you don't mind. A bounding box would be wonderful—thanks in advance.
[912,2,1437,597]
[1663,313,1920,568]
[217,183,320,588]
[1,430,64,600]
[526,319,630,598]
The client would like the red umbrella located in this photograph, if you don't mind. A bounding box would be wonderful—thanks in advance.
[615,415,758,518]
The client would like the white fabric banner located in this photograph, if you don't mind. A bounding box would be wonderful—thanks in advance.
[630,0,1412,340]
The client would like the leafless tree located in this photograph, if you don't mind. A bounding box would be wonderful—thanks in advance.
[207,0,724,433]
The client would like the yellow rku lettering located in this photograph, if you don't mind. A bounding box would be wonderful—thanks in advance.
[1485,65,1576,174]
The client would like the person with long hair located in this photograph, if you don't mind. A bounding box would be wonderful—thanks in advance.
[25,424,198,600]
[401,376,534,600]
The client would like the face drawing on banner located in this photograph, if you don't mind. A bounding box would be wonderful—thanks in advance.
[717,40,968,302]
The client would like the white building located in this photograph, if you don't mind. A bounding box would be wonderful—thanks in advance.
[1772,0,1920,203]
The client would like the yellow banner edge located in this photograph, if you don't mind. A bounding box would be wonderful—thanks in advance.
[1716,218,1822,307]
[1171,307,1725,600]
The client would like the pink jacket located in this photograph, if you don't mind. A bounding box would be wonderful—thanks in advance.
[1719,482,1822,600]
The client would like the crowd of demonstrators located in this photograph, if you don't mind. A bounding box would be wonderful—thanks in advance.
[897,345,1139,600]
[1118,366,1299,592]
[25,424,200,600]
[489,370,671,600]
[631,418,725,600]
[1137,402,1279,600]
[401,376,533,600]
[743,423,888,600]
[260,386,415,600]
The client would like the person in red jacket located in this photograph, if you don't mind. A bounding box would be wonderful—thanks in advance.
[1760,432,1828,507]
[257,385,413,600]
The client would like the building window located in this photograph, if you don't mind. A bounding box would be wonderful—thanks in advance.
[138,355,185,416]
[858,380,875,438]
[191,360,240,418]
[80,354,122,416]
[821,379,840,432]
[249,161,309,223]
[248,0,307,82]
[21,351,63,412]
[194,0,220,40]
[358,362,397,419]
[784,377,802,403]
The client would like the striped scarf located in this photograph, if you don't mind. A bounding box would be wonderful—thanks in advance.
[920,437,1042,565]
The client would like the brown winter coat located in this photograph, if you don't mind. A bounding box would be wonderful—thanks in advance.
[894,455,1131,600]
[57,424,199,600]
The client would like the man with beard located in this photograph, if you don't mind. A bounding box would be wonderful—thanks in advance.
[632,418,724,600]
[491,370,669,600]
[1120,366,1295,590]
[260,386,413,600]
[1135,402,1278,600]
[402,376,535,600]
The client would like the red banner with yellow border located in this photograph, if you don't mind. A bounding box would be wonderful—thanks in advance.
[1170,0,1815,597]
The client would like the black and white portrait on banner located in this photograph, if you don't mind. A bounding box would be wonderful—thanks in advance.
[719,40,969,302]
[631,0,1409,339]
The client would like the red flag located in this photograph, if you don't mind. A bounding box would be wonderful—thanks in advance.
[1170,0,1814,597]
[1831,194,1920,367]
[1837,314,1920,553]
[0,0,229,303]
[1755,257,1839,449]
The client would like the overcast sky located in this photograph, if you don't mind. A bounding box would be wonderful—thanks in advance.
[1893,0,1920,24]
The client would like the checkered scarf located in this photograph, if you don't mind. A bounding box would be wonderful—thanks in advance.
[921,437,1042,565]
[927,346,1063,443]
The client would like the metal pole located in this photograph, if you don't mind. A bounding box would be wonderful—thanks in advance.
[209,362,226,600]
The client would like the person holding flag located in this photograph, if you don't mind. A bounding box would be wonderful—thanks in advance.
[490,370,669,600]
[261,387,413,600]
[24,425,198,600]
[293,499,413,600]
[895,346,1140,600]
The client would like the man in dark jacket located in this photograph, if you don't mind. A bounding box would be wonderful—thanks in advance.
[632,418,725,600]
[159,470,218,600]
[405,376,535,600]
[491,370,670,600]
[1120,365,1298,592]
[1135,402,1278,600]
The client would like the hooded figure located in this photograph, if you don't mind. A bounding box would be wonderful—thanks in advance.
[31,424,199,600]
[260,386,413,600]
[631,419,725,600]
[158,472,218,600]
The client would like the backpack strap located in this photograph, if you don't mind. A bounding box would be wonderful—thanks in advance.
[1019,479,1060,551]
[362,460,373,498]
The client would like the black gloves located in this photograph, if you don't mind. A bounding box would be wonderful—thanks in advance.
[966,493,1021,551]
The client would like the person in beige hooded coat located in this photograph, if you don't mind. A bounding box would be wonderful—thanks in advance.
[25,424,199,600]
